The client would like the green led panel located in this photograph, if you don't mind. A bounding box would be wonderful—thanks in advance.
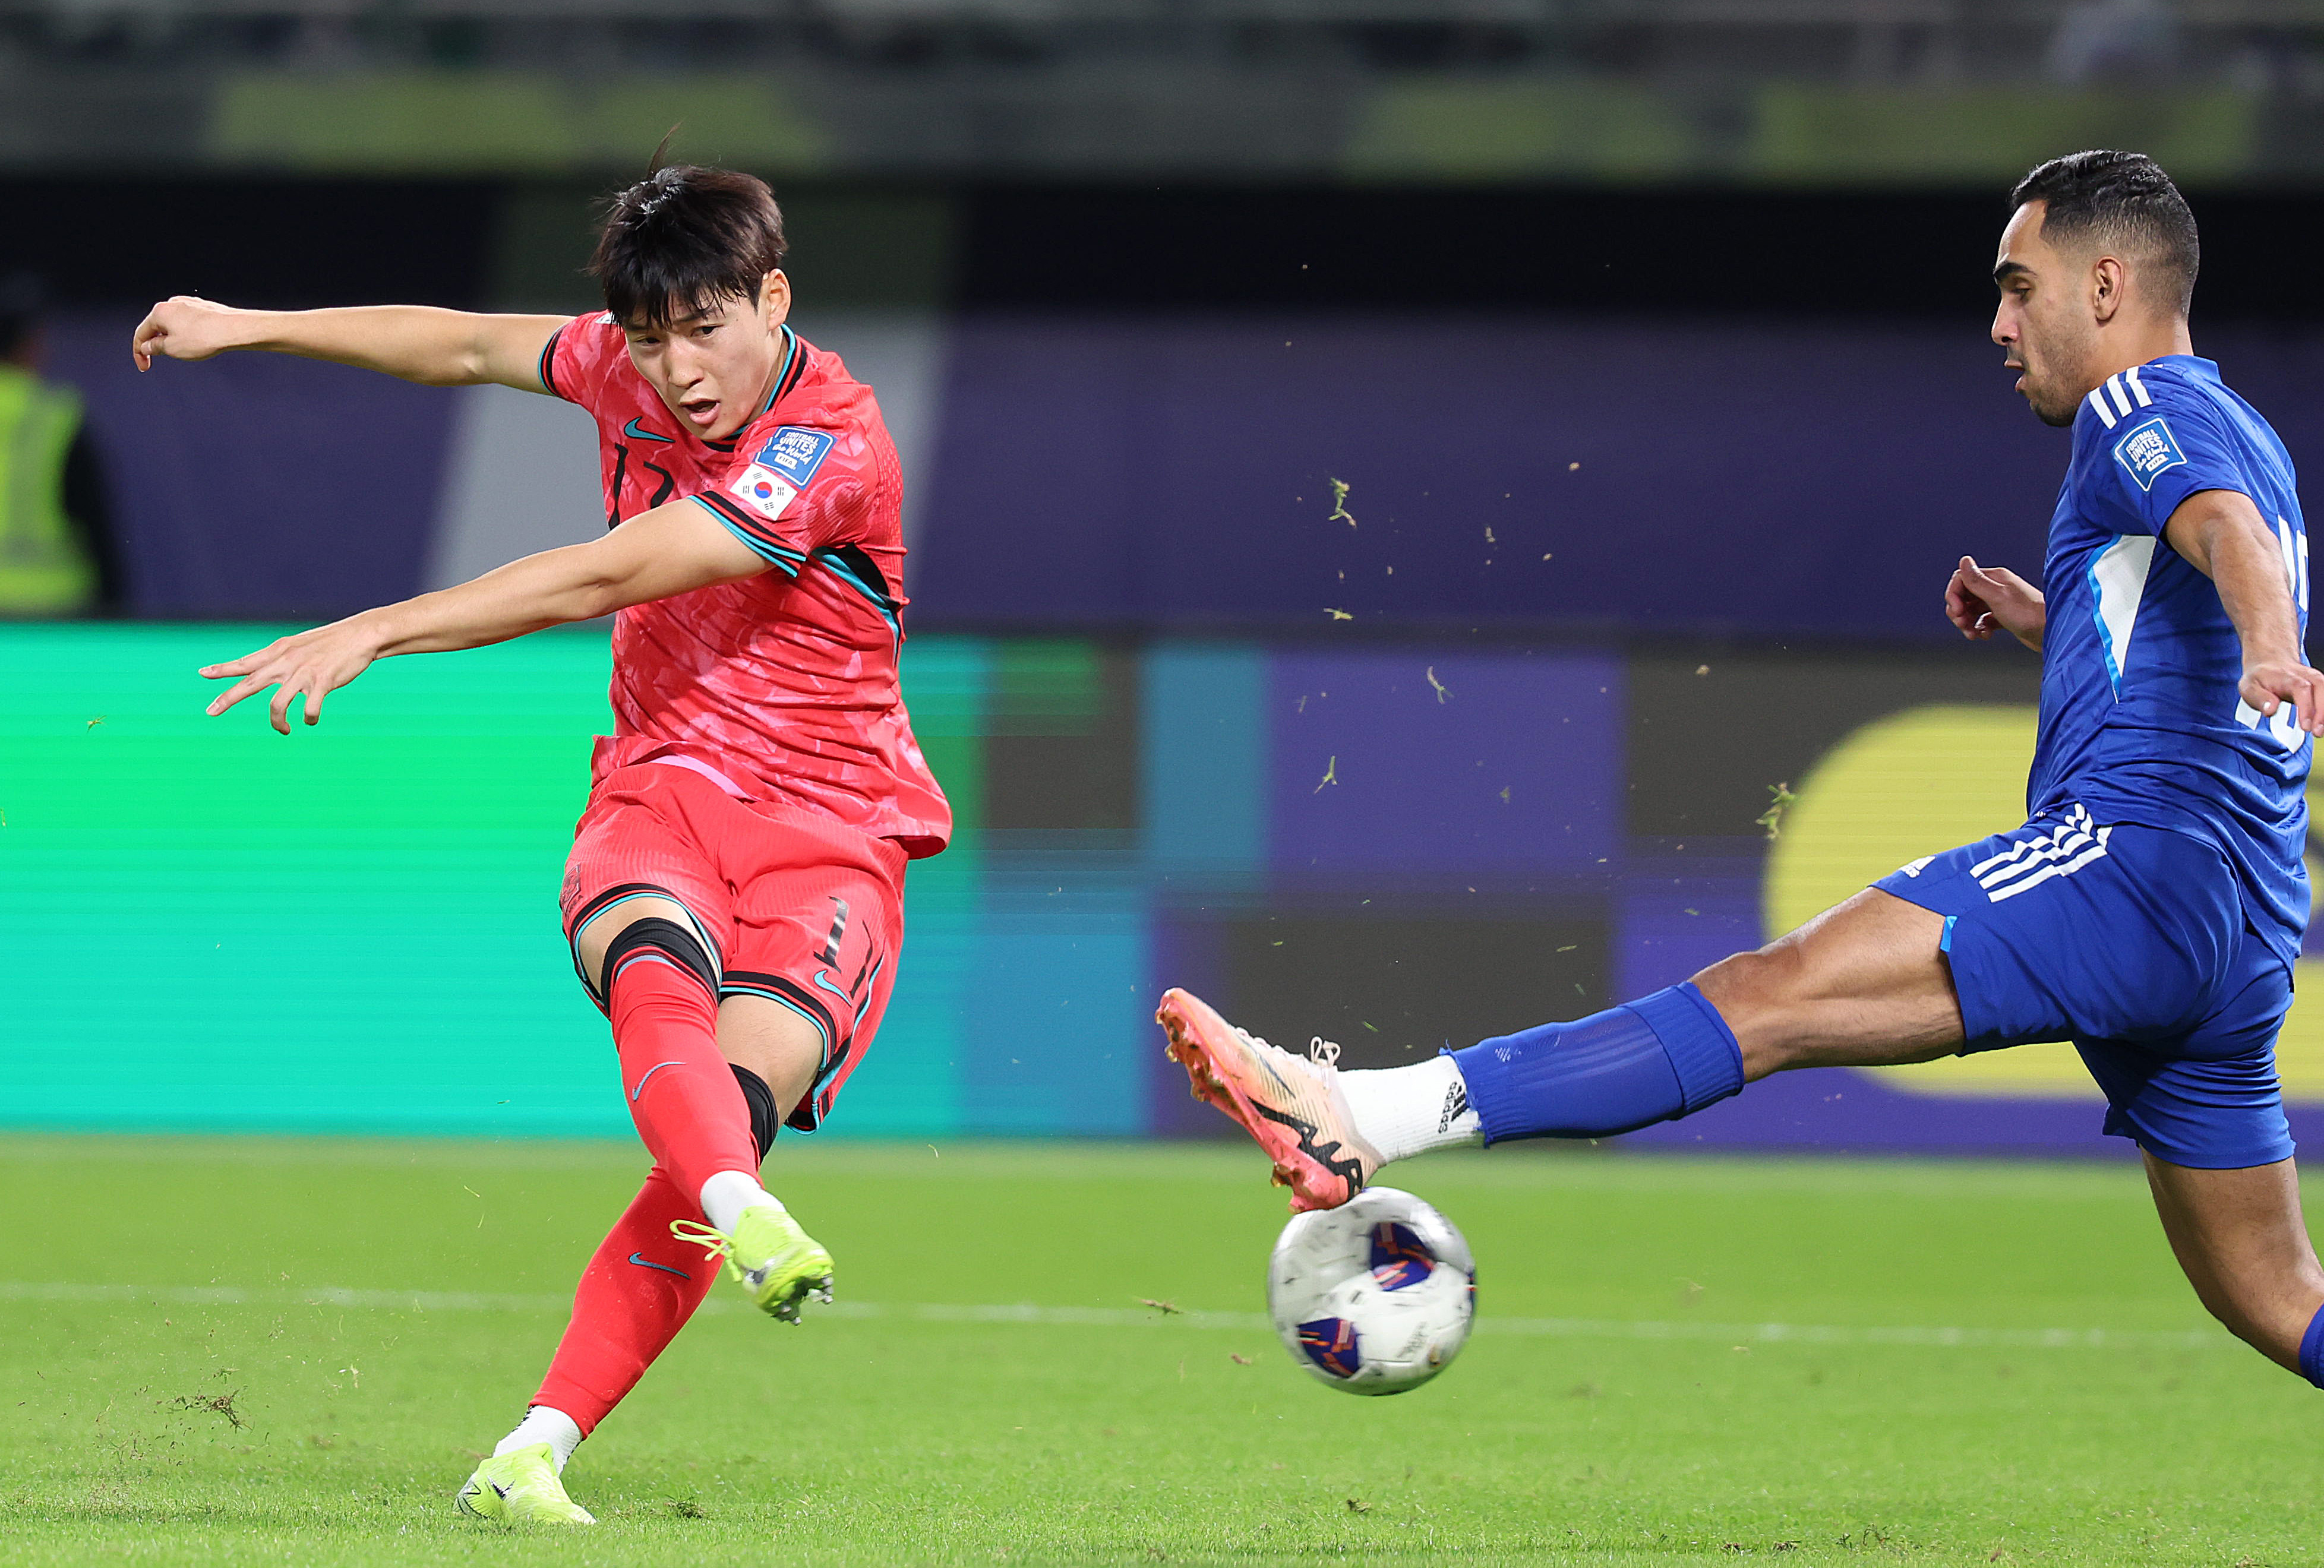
[0,625,988,1139]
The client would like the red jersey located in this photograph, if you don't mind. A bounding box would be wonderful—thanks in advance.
[541,315,951,857]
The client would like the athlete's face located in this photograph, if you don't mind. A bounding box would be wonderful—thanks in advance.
[621,270,792,442]
[1991,201,2102,429]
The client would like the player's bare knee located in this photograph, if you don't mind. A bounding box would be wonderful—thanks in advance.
[1695,943,1799,1005]
[1691,945,1808,1065]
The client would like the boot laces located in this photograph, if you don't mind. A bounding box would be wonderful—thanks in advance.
[669,1219,745,1283]
[1230,1025,1341,1071]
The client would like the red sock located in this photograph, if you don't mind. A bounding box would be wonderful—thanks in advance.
[607,955,760,1203]
[533,1166,715,1433]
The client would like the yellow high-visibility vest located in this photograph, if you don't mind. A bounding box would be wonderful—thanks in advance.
[0,364,96,616]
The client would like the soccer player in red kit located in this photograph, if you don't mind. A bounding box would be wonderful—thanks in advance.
[131,166,951,1525]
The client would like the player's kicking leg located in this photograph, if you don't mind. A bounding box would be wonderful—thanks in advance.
[566,890,836,1319]
[1166,811,2324,1389]
[459,771,908,1523]
[457,896,831,1525]
[1161,884,1956,1210]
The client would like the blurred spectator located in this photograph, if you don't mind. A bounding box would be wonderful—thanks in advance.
[2047,0,2181,86]
[0,273,118,616]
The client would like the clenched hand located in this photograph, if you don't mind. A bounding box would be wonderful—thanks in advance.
[132,296,255,371]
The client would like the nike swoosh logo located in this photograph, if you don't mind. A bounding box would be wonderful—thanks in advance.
[490,1482,510,1499]
[623,418,674,443]
[630,1060,684,1101]
[814,968,871,1023]
[627,1252,691,1279]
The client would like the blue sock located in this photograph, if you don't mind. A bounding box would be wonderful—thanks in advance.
[2300,1301,2324,1389]
[1449,983,1745,1145]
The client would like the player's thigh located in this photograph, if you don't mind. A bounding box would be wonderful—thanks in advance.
[561,767,737,1001]
[1695,887,1960,1077]
[715,995,826,1120]
[1859,811,2233,1061]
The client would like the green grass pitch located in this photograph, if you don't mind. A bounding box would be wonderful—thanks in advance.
[2,1135,2320,1566]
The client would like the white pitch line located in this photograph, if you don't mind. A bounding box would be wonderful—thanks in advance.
[0,1281,2230,1352]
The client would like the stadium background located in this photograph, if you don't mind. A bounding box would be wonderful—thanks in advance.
[7,0,2324,1155]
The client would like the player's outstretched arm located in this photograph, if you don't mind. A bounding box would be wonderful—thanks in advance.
[2165,489,2324,738]
[131,296,568,393]
[1944,555,2045,651]
[200,501,768,734]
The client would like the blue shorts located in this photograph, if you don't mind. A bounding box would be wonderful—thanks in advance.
[1874,802,2294,1169]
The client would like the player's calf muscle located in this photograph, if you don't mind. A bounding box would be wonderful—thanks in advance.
[1693,890,1963,1078]
[2145,1155,2324,1370]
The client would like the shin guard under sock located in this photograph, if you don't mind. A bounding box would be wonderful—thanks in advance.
[1450,982,1745,1143]
[533,1165,717,1433]
[607,956,760,1203]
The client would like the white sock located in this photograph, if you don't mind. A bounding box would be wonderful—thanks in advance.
[1337,1055,1483,1166]
[699,1169,776,1236]
[494,1405,583,1472]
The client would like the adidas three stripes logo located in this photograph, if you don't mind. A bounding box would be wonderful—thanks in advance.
[1969,804,2114,903]
[2084,367,2154,430]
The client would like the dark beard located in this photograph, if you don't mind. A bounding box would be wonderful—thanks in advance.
[2022,378,2079,427]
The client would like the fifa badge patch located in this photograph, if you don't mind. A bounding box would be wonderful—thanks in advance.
[2112,416,2187,494]
[754,426,835,489]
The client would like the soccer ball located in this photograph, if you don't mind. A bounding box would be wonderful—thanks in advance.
[1265,1186,1476,1395]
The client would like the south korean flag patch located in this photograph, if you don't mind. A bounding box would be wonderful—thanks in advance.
[728,426,835,523]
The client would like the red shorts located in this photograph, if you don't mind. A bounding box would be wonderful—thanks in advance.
[560,757,908,1133]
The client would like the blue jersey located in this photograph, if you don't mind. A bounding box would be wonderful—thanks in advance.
[2029,354,2312,965]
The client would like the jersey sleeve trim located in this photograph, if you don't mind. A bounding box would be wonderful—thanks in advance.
[538,322,569,401]
[690,493,805,576]
[2083,367,2156,431]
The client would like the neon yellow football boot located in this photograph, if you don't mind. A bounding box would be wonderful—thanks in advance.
[672,1200,834,1323]
[453,1443,595,1525]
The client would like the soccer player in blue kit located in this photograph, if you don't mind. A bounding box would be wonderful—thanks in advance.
[1160,150,2324,1386]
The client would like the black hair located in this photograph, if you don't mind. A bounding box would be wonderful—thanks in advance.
[589,165,787,330]
[2009,150,2199,315]
[0,270,45,359]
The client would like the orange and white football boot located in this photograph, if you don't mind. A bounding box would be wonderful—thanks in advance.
[1155,987,1381,1213]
